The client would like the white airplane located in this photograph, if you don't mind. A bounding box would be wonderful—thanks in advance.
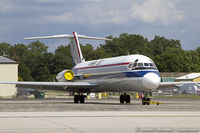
[0,32,199,105]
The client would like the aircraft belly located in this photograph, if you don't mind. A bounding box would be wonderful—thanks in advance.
[82,77,151,93]
[97,78,144,92]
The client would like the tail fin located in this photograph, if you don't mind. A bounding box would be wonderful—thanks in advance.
[23,32,111,65]
[69,32,85,64]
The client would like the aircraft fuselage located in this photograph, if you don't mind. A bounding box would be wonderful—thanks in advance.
[57,54,161,93]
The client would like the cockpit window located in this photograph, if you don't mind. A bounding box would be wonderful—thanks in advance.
[133,63,137,67]
[131,62,157,70]
[149,63,153,66]
[131,62,137,69]
[128,63,132,69]
[138,63,143,66]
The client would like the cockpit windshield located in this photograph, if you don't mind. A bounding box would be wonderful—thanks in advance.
[130,59,157,70]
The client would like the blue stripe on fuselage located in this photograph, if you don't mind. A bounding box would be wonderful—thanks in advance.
[125,70,160,78]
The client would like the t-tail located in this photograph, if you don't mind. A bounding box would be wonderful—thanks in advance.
[23,32,111,65]
[70,32,85,64]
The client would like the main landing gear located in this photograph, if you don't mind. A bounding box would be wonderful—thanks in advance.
[74,94,85,103]
[120,94,131,104]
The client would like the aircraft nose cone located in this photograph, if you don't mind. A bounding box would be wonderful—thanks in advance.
[143,72,161,90]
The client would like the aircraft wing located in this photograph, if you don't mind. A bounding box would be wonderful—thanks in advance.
[23,34,111,41]
[0,81,98,90]
[159,81,200,88]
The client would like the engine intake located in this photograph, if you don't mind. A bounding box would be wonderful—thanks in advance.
[64,70,74,80]
[56,69,75,82]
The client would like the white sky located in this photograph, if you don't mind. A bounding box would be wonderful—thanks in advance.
[0,0,199,52]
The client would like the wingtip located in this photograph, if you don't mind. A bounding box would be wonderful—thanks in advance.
[105,38,112,41]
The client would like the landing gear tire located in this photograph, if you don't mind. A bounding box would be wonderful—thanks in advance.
[74,95,79,103]
[142,97,150,105]
[120,94,131,104]
[74,94,85,103]
[80,95,85,103]
[142,98,145,105]
[120,95,125,104]
[146,98,150,105]
[125,95,131,103]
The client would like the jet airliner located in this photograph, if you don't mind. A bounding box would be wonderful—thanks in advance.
[0,32,199,105]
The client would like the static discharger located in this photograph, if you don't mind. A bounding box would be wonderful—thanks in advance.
[64,70,74,80]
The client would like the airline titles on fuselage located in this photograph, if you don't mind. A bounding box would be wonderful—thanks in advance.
[88,60,105,67]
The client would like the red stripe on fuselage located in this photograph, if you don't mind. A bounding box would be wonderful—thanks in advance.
[73,32,81,62]
[74,62,130,70]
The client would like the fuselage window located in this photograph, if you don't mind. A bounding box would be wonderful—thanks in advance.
[144,63,149,66]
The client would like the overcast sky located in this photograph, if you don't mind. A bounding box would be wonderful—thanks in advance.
[0,0,199,52]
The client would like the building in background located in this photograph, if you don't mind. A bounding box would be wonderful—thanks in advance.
[0,56,18,98]
[175,73,200,82]
[175,73,200,94]
[178,84,200,94]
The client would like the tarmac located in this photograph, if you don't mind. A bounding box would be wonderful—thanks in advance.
[0,98,199,133]
[0,98,200,112]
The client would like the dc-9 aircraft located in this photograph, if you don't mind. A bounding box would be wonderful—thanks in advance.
[0,32,199,105]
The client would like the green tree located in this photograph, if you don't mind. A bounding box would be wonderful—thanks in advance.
[53,45,72,74]
[149,36,181,56]
[25,41,49,80]
[0,42,10,55]
[101,33,152,57]
[9,44,29,61]
[18,62,33,81]
[31,53,54,81]
[28,41,48,54]
[154,48,184,72]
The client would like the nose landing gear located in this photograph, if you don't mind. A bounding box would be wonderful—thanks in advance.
[142,97,151,105]
[141,91,151,105]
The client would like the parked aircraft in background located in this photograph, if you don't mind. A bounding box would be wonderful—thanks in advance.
[0,32,199,105]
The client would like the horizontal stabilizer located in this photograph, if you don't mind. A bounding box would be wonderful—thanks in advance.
[78,35,111,40]
[23,34,73,40]
[23,34,111,41]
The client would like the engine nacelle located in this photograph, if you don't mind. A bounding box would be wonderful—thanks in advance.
[56,69,75,82]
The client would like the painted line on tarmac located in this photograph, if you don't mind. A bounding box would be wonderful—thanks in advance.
[0,115,200,118]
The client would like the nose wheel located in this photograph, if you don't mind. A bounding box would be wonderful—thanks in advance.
[142,97,150,105]
[141,92,151,105]
[120,94,131,104]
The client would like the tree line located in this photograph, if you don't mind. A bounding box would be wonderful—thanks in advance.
[0,33,200,81]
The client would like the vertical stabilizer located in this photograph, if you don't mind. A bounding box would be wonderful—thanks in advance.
[69,32,85,65]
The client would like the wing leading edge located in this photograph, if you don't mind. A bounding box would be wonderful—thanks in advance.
[0,81,97,90]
